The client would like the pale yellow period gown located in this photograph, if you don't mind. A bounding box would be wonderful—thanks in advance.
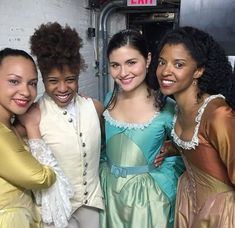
[0,122,56,228]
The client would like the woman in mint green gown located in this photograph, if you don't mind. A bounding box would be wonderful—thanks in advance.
[99,29,184,228]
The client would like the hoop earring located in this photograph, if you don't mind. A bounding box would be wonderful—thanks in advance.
[193,79,198,86]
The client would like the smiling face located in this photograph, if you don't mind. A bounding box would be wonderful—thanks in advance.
[0,56,37,119]
[156,43,203,98]
[43,66,78,107]
[108,45,150,93]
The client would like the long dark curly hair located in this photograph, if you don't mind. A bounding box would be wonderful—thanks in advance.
[150,26,235,109]
[30,22,86,77]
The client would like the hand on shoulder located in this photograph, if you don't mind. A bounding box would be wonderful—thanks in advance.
[17,103,41,139]
[17,103,41,128]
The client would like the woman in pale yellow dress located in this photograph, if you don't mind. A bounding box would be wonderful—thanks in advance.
[0,48,56,228]
[155,26,235,227]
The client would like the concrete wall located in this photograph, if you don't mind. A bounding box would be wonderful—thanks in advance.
[0,0,101,99]
[180,0,235,56]
[107,12,126,92]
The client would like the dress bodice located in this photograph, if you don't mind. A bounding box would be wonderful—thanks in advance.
[171,94,224,150]
[171,94,235,185]
[103,97,175,165]
[171,95,235,225]
[100,96,185,228]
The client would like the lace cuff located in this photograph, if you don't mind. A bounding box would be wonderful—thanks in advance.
[28,139,74,228]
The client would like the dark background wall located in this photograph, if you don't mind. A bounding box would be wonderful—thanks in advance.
[180,0,235,56]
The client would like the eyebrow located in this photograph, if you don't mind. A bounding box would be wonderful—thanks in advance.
[7,73,21,77]
[174,58,186,61]
[47,75,77,78]
[109,57,138,63]
[65,75,77,78]
[7,73,37,80]
[159,56,186,62]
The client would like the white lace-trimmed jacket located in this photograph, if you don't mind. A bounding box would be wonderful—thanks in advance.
[39,93,104,212]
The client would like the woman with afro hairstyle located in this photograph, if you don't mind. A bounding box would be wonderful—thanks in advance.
[20,22,104,228]
[154,26,235,227]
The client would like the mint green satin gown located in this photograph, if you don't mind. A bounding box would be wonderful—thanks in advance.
[99,96,185,228]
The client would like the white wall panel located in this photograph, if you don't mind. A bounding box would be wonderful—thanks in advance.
[0,0,100,99]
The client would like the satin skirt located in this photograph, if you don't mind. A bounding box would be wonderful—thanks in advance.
[174,166,235,228]
[0,191,42,228]
[99,163,172,228]
[0,207,42,228]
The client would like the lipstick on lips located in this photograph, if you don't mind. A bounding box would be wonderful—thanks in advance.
[14,99,30,108]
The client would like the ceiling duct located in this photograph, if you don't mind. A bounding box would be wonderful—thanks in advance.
[152,12,175,21]
[131,12,175,23]
[159,0,180,3]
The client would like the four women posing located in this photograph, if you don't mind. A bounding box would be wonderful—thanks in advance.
[0,23,234,228]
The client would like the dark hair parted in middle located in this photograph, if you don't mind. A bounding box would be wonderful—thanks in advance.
[30,22,86,77]
[150,26,235,109]
[0,48,37,74]
[106,29,162,110]
[107,29,149,60]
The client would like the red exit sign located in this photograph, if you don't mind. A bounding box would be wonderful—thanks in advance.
[127,0,157,6]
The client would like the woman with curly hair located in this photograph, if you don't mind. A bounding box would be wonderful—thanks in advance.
[20,22,104,228]
[154,26,235,227]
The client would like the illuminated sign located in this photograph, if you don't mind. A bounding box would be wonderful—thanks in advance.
[127,0,157,6]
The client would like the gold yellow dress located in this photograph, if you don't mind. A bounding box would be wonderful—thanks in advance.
[0,122,56,228]
[172,95,235,228]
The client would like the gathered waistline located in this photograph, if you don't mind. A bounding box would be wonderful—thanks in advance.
[107,159,155,178]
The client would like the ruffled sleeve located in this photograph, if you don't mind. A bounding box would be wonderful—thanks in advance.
[28,139,74,228]
[206,104,235,185]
